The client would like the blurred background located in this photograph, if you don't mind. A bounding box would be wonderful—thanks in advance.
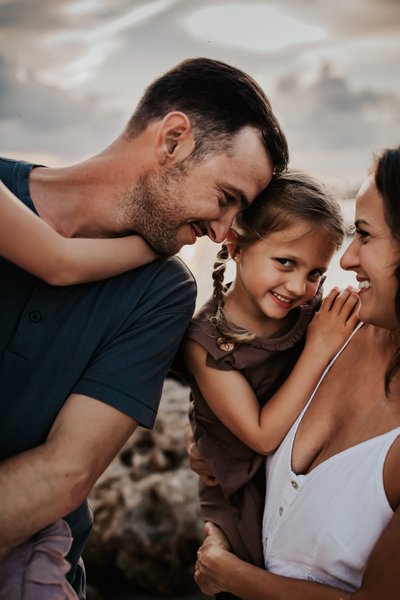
[1,2,399,596]
[1,0,399,302]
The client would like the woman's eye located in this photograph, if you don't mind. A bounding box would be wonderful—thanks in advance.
[356,228,370,243]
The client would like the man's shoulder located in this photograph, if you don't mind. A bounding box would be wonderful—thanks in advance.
[0,157,36,197]
[132,255,197,311]
[89,255,196,320]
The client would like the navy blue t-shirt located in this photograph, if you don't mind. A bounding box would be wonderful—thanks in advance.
[0,158,197,593]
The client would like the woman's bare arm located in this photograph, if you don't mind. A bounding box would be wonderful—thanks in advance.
[195,516,400,600]
[0,181,158,285]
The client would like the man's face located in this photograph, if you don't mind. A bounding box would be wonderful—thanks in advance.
[129,127,273,255]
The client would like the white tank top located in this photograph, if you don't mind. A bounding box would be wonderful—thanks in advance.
[262,324,400,591]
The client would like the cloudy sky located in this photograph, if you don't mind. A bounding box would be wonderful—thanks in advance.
[0,0,399,295]
[1,0,399,183]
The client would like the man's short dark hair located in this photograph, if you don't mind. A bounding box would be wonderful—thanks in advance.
[126,57,289,175]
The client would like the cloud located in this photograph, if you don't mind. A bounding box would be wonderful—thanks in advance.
[281,0,400,37]
[0,58,124,163]
[266,63,400,184]
[0,0,398,180]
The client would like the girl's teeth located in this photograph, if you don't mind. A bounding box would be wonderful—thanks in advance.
[358,280,371,290]
[273,292,291,303]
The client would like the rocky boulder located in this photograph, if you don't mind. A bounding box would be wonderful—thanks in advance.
[84,379,204,595]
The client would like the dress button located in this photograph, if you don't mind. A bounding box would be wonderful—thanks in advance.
[279,506,284,516]
[29,311,42,323]
[291,480,299,489]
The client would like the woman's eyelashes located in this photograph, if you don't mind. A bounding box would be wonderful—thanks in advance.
[355,226,370,244]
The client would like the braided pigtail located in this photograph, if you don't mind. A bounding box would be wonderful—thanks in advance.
[209,242,255,346]
[209,242,229,334]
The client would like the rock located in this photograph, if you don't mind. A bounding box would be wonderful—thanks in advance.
[84,379,204,594]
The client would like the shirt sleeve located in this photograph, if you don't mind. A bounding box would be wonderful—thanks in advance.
[73,258,196,428]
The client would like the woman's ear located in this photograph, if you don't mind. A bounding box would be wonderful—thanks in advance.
[226,229,240,260]
[155,112,195,165]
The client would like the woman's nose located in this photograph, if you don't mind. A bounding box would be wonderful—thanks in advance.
[340,238,359,271]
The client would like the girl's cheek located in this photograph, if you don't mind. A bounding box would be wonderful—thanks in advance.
[306,283,319,302]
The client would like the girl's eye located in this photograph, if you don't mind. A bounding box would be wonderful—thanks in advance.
[276,258,293,268]
[308,270,324,281]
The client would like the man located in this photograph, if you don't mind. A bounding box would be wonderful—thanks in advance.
[0,57,288,597]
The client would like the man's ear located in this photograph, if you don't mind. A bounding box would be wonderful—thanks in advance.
[155,112,195,166]
[226,229,240,260]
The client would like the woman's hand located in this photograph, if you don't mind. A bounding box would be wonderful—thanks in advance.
[195,522,232,595]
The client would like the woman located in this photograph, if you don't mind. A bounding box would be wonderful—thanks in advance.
[193,146,400,598]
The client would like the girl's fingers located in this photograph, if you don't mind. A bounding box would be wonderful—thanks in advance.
[320,287,340,312]
[340,291,360,320]
[326,287,358,315]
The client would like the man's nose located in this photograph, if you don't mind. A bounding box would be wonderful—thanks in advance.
[207,213,235,243]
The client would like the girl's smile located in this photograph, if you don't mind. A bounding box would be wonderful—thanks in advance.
[225,221,337,337]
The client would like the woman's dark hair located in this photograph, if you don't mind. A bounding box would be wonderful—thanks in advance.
[374,146,400,394]
[210,170,346,344]
[126,57,288,175]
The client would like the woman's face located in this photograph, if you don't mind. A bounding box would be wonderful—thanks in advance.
[341,175,400,330]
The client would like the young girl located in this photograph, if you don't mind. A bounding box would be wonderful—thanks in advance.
[0,181,158,599]
[0,180,157,285]
[182,170,359,569]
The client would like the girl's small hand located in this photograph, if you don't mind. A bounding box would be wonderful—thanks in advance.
[306,286,360,364]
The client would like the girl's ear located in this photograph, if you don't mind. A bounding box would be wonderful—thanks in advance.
[226,229,240,260]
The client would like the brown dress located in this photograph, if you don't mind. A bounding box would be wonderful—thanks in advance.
[184,293,320,567]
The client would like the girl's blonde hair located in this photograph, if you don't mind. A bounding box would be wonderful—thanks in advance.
[210,170,346,344]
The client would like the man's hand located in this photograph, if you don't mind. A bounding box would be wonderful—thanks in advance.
[184,422,218,486]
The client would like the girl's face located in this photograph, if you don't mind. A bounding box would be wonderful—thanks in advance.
[340,176,400,330]
[232,221,336,323]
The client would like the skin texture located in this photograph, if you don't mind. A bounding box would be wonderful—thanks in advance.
[0,181,158,285]
[192,177,400,599]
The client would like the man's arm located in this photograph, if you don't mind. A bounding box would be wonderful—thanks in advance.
[0,393,137,558]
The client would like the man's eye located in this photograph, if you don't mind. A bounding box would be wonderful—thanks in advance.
[224,193,237,206]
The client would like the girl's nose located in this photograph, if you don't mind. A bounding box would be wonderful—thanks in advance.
[285,275,307,297]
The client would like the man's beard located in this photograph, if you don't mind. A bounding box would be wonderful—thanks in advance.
[121,170,186,256]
